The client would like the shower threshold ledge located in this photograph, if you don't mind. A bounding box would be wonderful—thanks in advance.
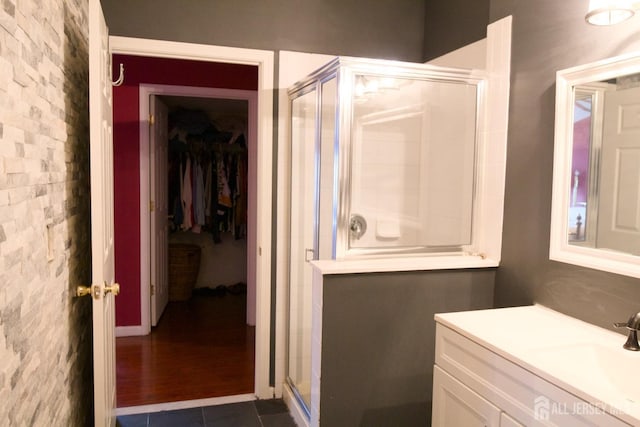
[310,254,498,275]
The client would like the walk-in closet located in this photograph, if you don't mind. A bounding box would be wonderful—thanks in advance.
[165,96,249,298]
[116,95,255,407]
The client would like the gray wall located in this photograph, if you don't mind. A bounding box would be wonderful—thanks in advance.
[10,1,640,425]
[0,0,93,425]
[101,1,498,409]
[97,0,640,424]
[423,0,490,60]
[101,0,426,62]
[320,270,495,427]
[489,0,640,328]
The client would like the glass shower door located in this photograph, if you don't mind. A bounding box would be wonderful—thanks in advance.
[348,76,478,253]
[287,89,317,411]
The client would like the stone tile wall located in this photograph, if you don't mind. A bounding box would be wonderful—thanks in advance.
[0,0,93,425]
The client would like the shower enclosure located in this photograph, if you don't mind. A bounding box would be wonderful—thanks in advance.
[286,57,484,416]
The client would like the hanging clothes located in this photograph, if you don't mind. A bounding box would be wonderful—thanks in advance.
[204,160,212,218]
[181,156,193,230]
[167,107,247,243]
[217,153,233,208]
[173,156,184,228]
[192,160,206,233]
[234,153,248,239]
[210,157,221,243]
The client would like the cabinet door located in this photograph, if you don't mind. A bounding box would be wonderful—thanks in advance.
[500,412,525,427]
[432,366,501,427]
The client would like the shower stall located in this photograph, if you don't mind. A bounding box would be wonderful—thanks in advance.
[286,57,485,416]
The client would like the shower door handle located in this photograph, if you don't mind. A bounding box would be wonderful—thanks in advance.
[304,248,315,262]
[350,214,367,240]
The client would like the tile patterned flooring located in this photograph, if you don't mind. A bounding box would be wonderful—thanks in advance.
[117,399,297,427]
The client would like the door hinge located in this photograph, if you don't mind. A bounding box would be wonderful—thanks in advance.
[149,114,155,126]
[151,284,155,296]
[150,200,155,212]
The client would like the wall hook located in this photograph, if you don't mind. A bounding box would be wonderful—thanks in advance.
[112,63,124,87]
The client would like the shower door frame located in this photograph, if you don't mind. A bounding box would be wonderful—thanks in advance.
[288,57,488,261]
[286,82,321,418]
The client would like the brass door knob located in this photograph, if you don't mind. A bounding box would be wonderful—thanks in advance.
[76,285,92,297]
[76,283,120,298]
[105,283,120,296]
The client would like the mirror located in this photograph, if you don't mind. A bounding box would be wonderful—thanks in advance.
[551,52,640,279]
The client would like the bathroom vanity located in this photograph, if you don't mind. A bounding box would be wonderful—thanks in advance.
[432,305,640,426]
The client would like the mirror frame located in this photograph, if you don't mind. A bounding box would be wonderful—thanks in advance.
[551,51,640,279]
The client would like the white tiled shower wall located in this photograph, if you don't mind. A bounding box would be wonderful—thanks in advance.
[350,81,476,249]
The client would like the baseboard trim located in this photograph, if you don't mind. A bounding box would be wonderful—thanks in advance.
[115,325,146,337]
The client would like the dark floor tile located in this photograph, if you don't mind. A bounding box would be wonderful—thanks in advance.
[117,413,148,427]
[254,399,288,416]
[259,412,297,427]
[203,401,261,427]
[149,408,204,427]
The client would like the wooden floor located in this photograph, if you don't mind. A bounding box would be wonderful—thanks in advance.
[116,292,255,407]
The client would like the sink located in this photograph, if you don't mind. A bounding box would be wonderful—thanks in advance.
[531,342,640,405]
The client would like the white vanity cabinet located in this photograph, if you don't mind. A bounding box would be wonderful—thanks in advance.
[433,365,523,426]
[432,307,634,427]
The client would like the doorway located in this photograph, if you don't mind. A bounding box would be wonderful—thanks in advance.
[108,38,275,408]
[116,88,258,407]
[138,84,259,330]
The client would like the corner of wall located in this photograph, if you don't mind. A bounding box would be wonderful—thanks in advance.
[426,39,488,69]
[479,15,512,263]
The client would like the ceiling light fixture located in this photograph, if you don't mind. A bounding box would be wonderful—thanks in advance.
[586,0,636,25]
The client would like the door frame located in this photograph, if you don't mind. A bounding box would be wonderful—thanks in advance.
[110,36,274,400]
[148,93,169,328]
[140,84,259,330]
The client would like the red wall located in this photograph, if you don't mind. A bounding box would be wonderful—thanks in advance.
[113,55,258,326]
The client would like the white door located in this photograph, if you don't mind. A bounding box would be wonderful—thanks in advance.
[597,87,640,255]
[88,0,118,425]
[150,95,169,326]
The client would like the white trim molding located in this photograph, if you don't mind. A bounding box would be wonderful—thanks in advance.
[109,36,275,399]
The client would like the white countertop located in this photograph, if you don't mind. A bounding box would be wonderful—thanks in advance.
[435,304,640,425]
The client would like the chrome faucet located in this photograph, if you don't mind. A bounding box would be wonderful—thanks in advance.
[614,312,640,351]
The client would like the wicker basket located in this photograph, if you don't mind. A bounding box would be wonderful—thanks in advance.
[168,243,201,301]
